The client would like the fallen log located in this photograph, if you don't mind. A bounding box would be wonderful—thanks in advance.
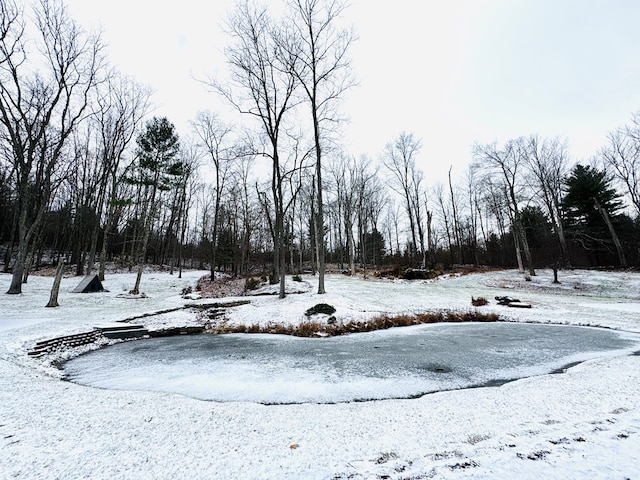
[495,296,519,305]
[506,301,532,308]
[495,296,532,308]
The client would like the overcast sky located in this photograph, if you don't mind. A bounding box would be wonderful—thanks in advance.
[65,0,640,185]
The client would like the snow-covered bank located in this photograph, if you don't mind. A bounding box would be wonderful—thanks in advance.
[1,268,640,479]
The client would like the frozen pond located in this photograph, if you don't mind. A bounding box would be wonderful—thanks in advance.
[64,322,640,404]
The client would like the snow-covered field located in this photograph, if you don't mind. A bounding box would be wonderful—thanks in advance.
[1,268,639,479]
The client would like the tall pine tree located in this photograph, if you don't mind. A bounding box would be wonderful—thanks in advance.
[128,117,181,294]
[562,164,627,266]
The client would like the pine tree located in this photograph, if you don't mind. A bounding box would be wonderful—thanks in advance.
[562,164,627,266]
[127,117,181,294]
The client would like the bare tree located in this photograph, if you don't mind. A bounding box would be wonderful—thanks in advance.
[326,156,345,268]
[170,141,200,277]
[525,135,570,262]
[483,177,511,266]
[95,73,151,280]
[383,132,426,265]
[386,201,403,260]
[463,166,482,265]
[282,0,356,293]
[212,0,300,298]
[356,162,385,275]
[329,154,377,275]
[432,183,451,263]
[191,111,235,279]
[0,0,105,294]
[67,126,106,276]
[600,113,640,218]
[448,167,463,264]
[473,139,536,276]
[228,153,258,276]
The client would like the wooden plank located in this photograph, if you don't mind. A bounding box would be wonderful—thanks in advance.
[506,302,532,308]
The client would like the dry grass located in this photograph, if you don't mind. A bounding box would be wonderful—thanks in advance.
[210,310,501,337]
[471,296,489,307]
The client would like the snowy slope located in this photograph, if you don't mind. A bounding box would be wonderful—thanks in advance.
[1,268,639,479]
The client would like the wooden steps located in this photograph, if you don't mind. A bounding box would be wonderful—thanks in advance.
[97,324,149,339]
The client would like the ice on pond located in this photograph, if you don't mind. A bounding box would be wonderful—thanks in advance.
[64,322,640,404]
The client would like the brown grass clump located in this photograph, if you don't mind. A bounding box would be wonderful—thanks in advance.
[296,321,326,336]
[471,296,489,307]
[208,310,500,338]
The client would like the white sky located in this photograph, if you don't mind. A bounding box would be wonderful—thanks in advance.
[65,0,640,185]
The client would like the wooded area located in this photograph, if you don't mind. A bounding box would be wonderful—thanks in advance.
[2,0,640,301]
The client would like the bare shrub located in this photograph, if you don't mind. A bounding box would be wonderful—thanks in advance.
[296,321,324,336]
[245,277,261,291]
[246,323,261,333]
[471,296,489,307]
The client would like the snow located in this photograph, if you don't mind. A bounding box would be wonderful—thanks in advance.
[1,268,640,479]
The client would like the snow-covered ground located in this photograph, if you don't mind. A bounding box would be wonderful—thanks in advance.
[1,268,639,479]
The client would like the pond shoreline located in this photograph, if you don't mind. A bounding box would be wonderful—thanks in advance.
[61,322,640,405]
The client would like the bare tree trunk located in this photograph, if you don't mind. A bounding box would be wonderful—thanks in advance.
[86,220,100,276]
[22,243,35,284]
[99,177,120,281]
[448,167,462,264]
[513,223,524,272]
[426,209,434,268]
[275,199,286,298]
[46,257,65,308]
[177,189,190,279]
[7,256,24,294]
[315,178,326,293]
[132,263,144,296]
[517,220,536,276]
[130,185,156,295]
[595,198,627,267]
[556,218,569,263]
[3,210,18,273]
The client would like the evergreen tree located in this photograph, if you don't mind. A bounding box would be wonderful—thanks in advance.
[359,229,386,266]
[562,164,627,266]
[128,117,181,294]
[520,205,556,265]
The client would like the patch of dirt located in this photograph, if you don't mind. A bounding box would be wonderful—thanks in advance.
[196,275,246,298]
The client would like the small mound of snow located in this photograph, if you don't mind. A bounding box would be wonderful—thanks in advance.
[183,293,202,300]
[248,279,313,296]
[116,292,148,299]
